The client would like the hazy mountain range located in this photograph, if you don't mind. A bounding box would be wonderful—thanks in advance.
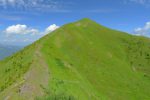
[0,44,22,60]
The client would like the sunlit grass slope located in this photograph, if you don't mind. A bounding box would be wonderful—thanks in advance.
[0,18,150,100]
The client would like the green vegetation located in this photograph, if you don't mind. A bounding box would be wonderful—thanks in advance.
[0,45,34,92]
[0,18,150,100]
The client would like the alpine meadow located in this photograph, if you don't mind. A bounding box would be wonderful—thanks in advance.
[0,18,150,100]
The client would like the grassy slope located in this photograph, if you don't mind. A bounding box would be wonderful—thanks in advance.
[0,44,35,99]
[0,43,50,100]
[0,18,150,100]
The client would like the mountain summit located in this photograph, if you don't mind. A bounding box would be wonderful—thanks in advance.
[0,18,150,100]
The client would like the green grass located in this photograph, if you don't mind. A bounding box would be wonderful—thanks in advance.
[0,18,150,100]
[0,45,35,92]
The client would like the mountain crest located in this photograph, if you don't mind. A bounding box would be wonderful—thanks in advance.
[0,18,150,100]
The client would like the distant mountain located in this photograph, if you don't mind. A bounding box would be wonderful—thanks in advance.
[0,45,22,60]
[0,18,150,100]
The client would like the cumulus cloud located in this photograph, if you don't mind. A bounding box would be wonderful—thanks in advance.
[4,24,59,36]
[134,22,150,36]
[45,24,59,34]
[5,24,39,36]
[2,23,59,44]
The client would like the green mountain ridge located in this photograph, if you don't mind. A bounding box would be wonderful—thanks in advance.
[0,18,150,100]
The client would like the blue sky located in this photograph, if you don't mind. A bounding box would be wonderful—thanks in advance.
[0,0,150,46]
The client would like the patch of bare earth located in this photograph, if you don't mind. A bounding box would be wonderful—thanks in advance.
[19,45,50,99]
[3,45,50,100]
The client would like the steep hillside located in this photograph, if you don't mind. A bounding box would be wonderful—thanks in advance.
[0,18,150,100]
[0,45,22,60]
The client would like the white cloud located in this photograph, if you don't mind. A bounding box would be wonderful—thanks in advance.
[4,24,59,36]
[5,24,27,34]
[5,24,39,36]
[134,22,150,36]
[45,24,59,34]
[2,24,59,44]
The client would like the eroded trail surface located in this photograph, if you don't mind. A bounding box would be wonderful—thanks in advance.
[2,44,50,100]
